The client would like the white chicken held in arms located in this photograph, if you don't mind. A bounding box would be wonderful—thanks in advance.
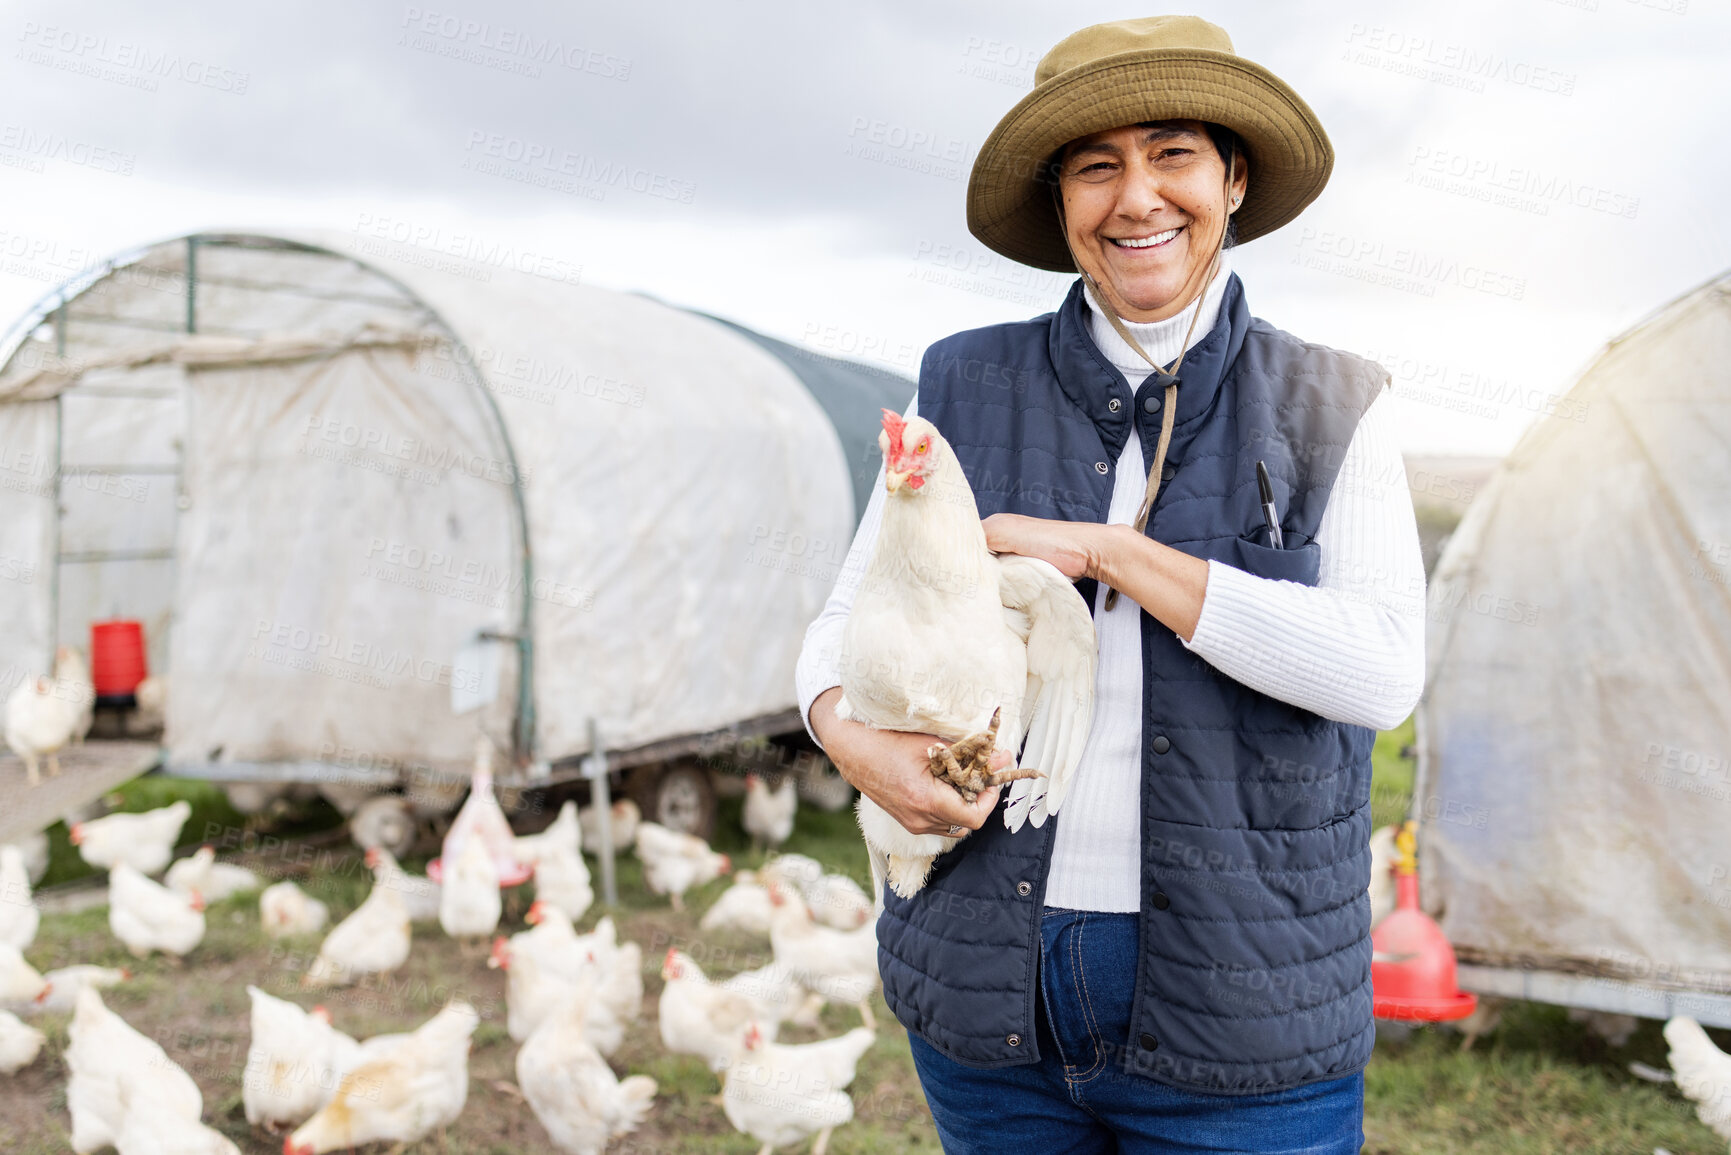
[839,410,1097,898]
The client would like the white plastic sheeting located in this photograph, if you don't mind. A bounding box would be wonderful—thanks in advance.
[1418,272,1731,994]
[0,231,855,771]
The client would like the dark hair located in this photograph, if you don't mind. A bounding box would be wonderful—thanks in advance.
[1045,120,1246,249]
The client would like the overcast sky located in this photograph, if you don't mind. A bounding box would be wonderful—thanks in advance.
[0,0,1723,455]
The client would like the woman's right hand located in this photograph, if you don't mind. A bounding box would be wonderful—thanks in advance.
[809,687,1006,838]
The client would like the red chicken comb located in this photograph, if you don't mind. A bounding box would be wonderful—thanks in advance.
[880,407,907,446]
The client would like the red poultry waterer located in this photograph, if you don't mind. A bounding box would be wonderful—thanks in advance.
[90,619,148,697]
[1371,821,1477,1021]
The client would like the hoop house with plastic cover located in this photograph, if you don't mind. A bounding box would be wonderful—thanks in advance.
[1415,270,1731,1027]
[0,231,905,818]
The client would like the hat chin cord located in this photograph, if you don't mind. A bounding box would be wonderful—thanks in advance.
[1049,156,1236,611]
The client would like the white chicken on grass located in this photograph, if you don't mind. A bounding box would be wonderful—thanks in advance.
[0,942,51,1007]
[517,990,658,1155]
[660,949,786,1070]
[108,862,205,959]
[515,800,594,921]
[438,831,502,946]
[368,846,442,923]
[71,799,192,876]
[491,934,625,1054]
[767,882,879,1029]
[580,799,641,857]
[635,821,731,911]
[56,646,95,743]
[0,1008,45,1073]
[66,986,205,1155]
[166,845,262,903]
[259,880,330,938]
[744,774,798,850]
[721,1022,876,1155]
[284,1000,479,1155]
[840,410,1097,899]
[30,965,128,1015]
[302,848,410,988]
[5,672,81,787]
[1665,1016,1731,1147]
[701,872,775,936]
[243,986,361,1130]
[112,1085,243,1155]
[760,855,872,931]
[0,842,41,949]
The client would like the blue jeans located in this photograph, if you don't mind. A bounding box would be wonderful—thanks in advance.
[908,909,1364,1154]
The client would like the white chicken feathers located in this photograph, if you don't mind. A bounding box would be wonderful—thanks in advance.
[721,1023,875,1154]
[303,850,410,987]
[259,880,330,938]
[0,1008,44,1073]
[0,942,50,1006]
[285,1000,479,1155]
[517,991,657,1155]
[66,986,204,1155]
[1665,1016,1731,1145]
[0,843,41,950]
[635,822,731,910]
[243,986,361,1128]
[71,801,192,876]
[839,413,1096,897]
[165,846,261,903]
[743,775,798,848]
[108,863,205,958]
[516,801,594,921]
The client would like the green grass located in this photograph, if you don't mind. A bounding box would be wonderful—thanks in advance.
[1370,714,1418,831]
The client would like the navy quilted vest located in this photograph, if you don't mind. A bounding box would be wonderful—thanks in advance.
[877,274,1386,1095]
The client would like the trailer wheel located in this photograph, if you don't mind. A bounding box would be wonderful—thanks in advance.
[631,761,716,842]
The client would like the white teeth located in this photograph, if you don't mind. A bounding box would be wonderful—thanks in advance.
[1113,227,1180,249]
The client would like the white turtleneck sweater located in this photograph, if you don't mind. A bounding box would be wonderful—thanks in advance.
[795,252,1426,912]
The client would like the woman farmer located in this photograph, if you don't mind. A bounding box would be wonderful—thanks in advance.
[798,14,1424,1152]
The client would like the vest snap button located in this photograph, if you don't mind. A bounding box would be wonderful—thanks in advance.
[1108,398,1122,412]
[1140,1032,1159,1051]
[1142,395,1159,414]
[1007,1034,1022,1047]
[1160,464,1176,482]
[1094,461,1108,475]
[1152,891,1170,910]
[1152,735,1170,755]
[1016,881,1032,897]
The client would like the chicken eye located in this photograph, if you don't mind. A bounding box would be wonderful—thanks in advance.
[915,441,928,455]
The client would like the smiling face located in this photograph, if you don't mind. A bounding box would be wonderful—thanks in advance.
[1056,119,1247,323]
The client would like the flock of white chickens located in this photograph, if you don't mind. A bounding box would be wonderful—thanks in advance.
[0,753,910,1155]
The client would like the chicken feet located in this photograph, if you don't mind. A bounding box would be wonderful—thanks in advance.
[925,708,1040,803]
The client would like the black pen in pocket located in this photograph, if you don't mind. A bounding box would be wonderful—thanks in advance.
[1255,460,1284,549]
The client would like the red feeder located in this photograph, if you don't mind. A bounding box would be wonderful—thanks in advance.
[1371,821,1477,1022]
[90,620,148,697]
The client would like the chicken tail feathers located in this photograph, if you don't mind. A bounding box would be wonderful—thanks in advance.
[613,1075,657,1136]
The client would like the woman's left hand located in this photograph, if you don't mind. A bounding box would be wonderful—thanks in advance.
[982,513,1105,580]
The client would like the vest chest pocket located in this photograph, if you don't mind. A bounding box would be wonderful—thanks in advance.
[1226,530,1322,587]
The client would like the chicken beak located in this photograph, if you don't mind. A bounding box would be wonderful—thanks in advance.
[885,469,907,493]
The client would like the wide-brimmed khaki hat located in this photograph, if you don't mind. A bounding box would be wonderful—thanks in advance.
[966,15,1333,272]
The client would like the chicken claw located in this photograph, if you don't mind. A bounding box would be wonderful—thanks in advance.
[925,708,1041,803]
